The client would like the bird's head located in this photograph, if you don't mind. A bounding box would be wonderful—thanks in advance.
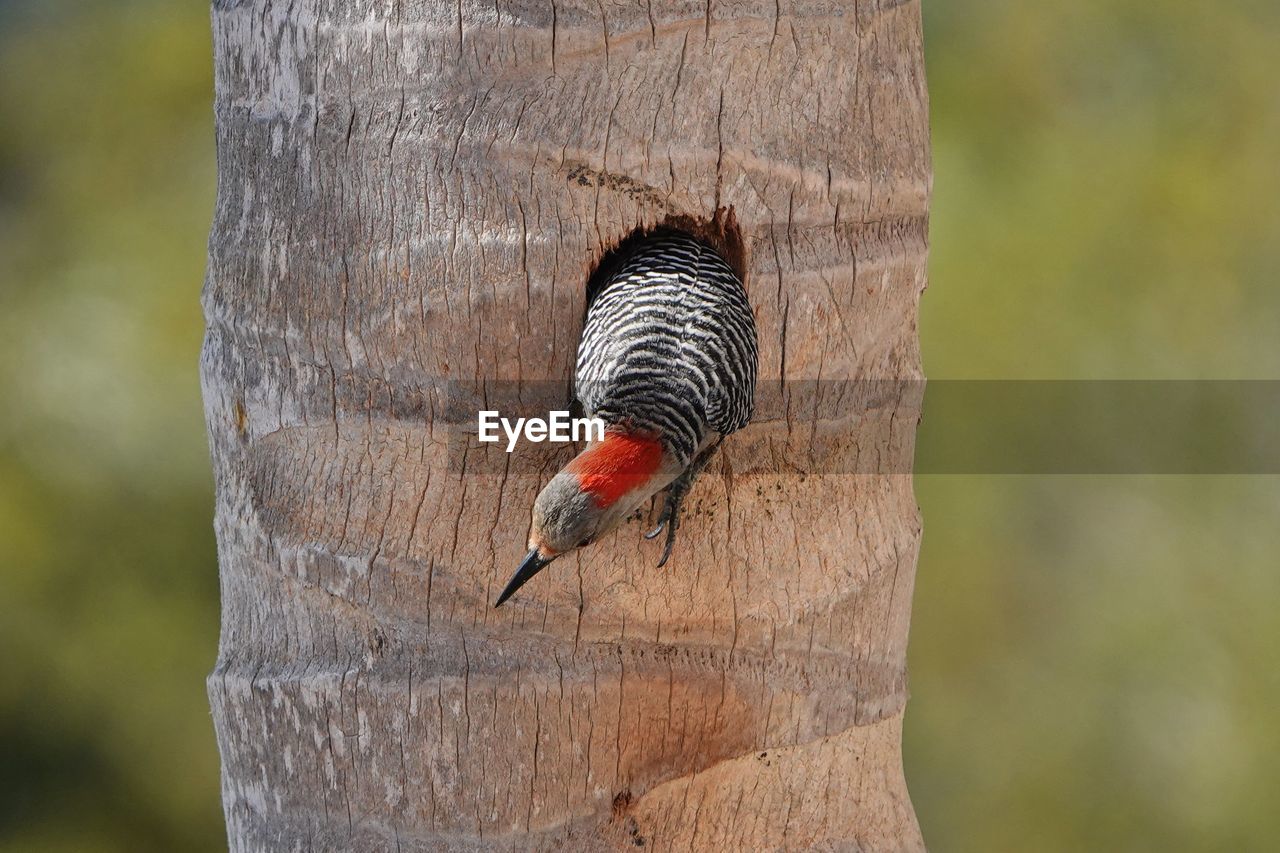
[494,430,671,607]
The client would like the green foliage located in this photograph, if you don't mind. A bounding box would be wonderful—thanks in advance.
[911,1,1280,849]
[0,0,1276,849]
[0,2,221,850]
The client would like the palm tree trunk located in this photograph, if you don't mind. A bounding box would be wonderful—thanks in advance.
[203,0,929,848]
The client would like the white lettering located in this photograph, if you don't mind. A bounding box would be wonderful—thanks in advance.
[478,411,609,452]
[574,415,604,443]
[502,417,525,453]
[548,410,569,442]
[478,411,500,443]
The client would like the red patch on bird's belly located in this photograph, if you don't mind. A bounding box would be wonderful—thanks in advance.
[568,431,665,508]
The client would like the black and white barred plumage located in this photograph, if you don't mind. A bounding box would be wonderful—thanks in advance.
[575,231,758,462]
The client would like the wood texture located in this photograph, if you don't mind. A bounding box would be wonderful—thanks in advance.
[203,0,930,848]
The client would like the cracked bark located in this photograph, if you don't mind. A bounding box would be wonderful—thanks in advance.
[204,0,929,849]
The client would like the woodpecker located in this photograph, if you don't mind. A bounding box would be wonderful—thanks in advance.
[494,230,758,607]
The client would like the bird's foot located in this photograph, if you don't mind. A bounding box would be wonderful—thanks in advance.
[656,514,679,568]
[643,439,721,567]
[644,491,682,567]
[644,498,672,540]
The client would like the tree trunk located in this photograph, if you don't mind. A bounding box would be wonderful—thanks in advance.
[203,0,929,848]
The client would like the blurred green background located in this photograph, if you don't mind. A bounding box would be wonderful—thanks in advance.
[0,0,1276,850]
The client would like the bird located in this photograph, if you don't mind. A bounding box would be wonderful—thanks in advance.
[494,230,758,607]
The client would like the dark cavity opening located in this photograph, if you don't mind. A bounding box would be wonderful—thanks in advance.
[583,210,748,311]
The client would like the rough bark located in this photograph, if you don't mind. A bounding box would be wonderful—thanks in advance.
[203,0,930,849]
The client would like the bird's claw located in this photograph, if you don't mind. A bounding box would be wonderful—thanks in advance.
[655,519,678,568]
[645,493,674,540]
[647,494,680,567]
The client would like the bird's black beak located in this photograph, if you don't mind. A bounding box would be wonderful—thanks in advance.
[494,549,553,607]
